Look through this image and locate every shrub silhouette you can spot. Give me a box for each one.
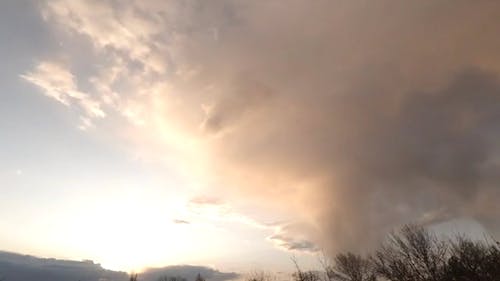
[246,271,276,281]
[158,276,187,281]
[443,236,500,280]
[291,256,321,281]
[195,273,205,281]
[326,252,376,281]
[308,224,500,281]
[372,224,448,281]
[128,228,499,281]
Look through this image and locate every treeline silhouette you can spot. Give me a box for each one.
[130,272,206,281]
[126,225,499,281]
[290,224,500,281]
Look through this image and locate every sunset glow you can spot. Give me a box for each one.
[1,1,500,280]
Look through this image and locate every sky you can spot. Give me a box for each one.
[1,0,500,275]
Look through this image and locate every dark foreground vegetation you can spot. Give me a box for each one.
[129,273,206,281]
[128,225,499,281]
[2,224,493,281]
[290,225,500,281]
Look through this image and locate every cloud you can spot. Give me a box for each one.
[28,0,500,257]
[173,219,190,225]
[200,78,273,134]
[268,234,319,253]
[189,197,224,207]
[42,0,163,73]
[0,251,239,281]
[21,61,105,128]
[267,222,321,254]
[187,197,320,254]
[0,251,127,281]
[186,197,274,231]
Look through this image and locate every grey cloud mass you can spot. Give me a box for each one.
[269,234,319,253]
[185,0,500,254]
[25,0,500,257]
[0,251,127,281]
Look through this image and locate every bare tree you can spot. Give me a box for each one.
[158,276,187,281]
[195,273,206,281]
[324,252,376,281]
[443,236,500,281]
[315,224,499,281]
[246,271,276,281]
[372,224,448,281]
[291,256,321,281]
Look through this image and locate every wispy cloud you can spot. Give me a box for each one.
[21,61,105,129]
[268,234,319,253]
[187,197,271,230]
[186,197,318,254]
[43,0,168,74]
[173,219,190,225]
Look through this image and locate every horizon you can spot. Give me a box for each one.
[0,216,490,273]
[1,0,499,277]
[0,250,234,274]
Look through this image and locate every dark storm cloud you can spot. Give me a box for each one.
[201,78,273,134]
[313,69,500,252]
[35,0,500,257]
[190,0,500,254]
